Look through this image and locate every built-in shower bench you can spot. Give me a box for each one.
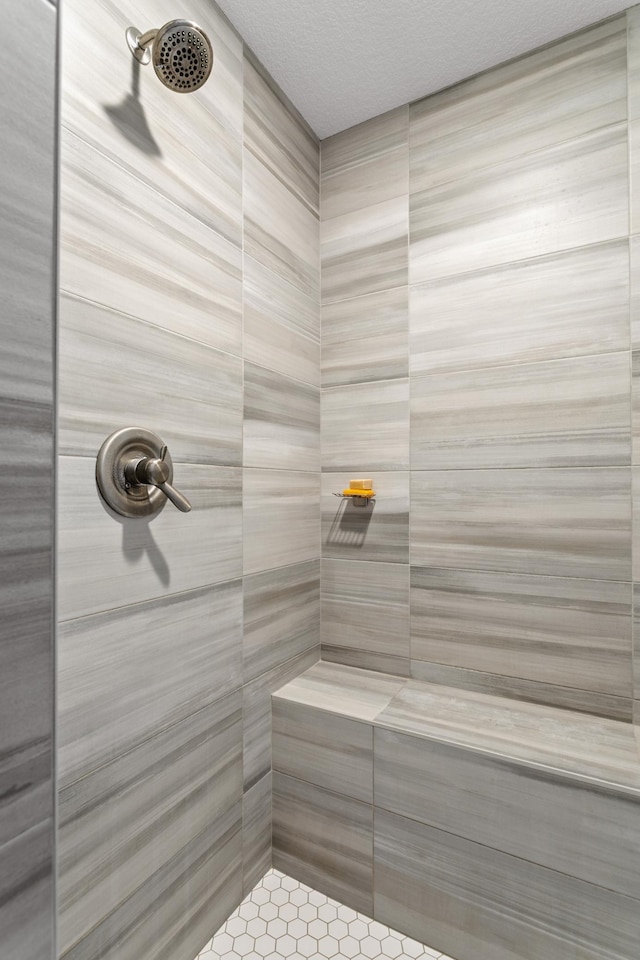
[271,661,640,960]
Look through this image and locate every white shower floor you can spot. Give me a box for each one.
[196,869,456,960]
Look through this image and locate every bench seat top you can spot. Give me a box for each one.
[273,661,640,795]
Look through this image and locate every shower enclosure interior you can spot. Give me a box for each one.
[2,0,640,959]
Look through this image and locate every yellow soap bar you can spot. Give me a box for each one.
[350,479,373,490]
[343,488,375,498]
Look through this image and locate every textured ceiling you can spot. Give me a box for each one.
[214,0,632,138]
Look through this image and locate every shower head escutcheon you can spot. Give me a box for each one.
[125,20,213,92]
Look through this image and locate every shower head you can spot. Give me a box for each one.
[126,20,213,93]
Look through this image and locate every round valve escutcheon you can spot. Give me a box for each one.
[96,427,192,519]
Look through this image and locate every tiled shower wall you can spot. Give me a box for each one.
[320,11,640,723]
[57,2,319,959]
[0,2,57,959]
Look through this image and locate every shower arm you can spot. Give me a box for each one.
[126,27,158,64]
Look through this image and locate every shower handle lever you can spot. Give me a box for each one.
[124,445,192,513]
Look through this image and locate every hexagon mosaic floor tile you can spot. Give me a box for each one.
[196,869,457,960]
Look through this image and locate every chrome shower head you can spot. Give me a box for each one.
[126,20,213,93]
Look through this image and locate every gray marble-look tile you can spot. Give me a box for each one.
[633,583,640,704]
[244,256,320,386]
[273,773,373,915]
[273,661,403,724]
[376,681,640,791]
[0,822,54,960]
[243,560,320,684]
[321,646,411,679]
[61,0,243,247]
[629,4,640,122]
[410,660,633,722]
[321,197,408,304]
[411,567,632,700]
[374,727,640,898]
[410,239,630,377]
[322,380,409,472]
[321,558,410,662]
[322,286,408,387]
[242,773,272,896]
[58,694,242,957]
[0,0,56,408]
[58,457,242,620]
[244,50,319,214]
[60,129,243,357]
[631,467,640,580]
[410,17,626,194]
[244,150,319,300]
[244,364,320,471]
[411,352,630,469]
[411,468,631,581]
[0,4,55,957]
[374,809,640,960]
[410,124,628,285]
[60,802,242,960]
[0,399,54,845]
[630,237,640,465]
[321,106,408,220]
[629,123,640,235]
[58,581,242,784]
[273,699,373,802]
[243,648,320,790]
[59,294,243,464]
[243,469,320,575]
[322,472,409,563]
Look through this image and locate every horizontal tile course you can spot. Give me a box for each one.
[59,294,243,465]
[244,150,319,301]
[243,469,320,575]
[244,364,320,471]
[410,17,627,193]
[411,352,631,469]
[410,240,630,377]
[322,286,408,387]
[244,52,319,215]
[411,467,631,581]
[322,380,409,473]
[321,106,408,220]
[410,124,629,285]
[273,699,373,802]
[60,129,243,357]
[322,197,408,304]
[322,558,410,661]
[410,566,632,698]
[62,0,244,245]
[243,560,320,684]
[244,255,320,386]
[322,472,409,564]
[374,726,640,897]
[243,648,320,791]
[374,809,640,960]
[273,773,373,915]
[58,581,243,783]
[58,458,242,620]
[241,773,272,896]
[58,695,242,955]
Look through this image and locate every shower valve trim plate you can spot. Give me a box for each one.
[96,427,192,519]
